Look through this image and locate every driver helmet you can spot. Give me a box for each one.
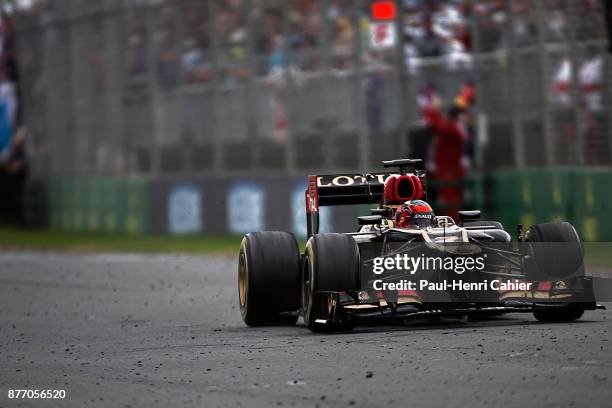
[395,200,434,229]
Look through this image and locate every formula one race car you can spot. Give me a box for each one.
[238,159,604,332]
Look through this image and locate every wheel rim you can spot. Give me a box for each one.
[238,252,247,308]
[302,253,313,318]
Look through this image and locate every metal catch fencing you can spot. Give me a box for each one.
[13,0,612,178]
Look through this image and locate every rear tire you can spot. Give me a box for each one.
[239,232,301,326]
[302,234,359,333]
[533,305,584,322]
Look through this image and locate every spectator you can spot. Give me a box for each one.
[445,34,472,70]
[181,37,213,83]
[0,127,27,225]
[157,28,180,87]
[409,83,442,170]
[420,101,469,222]
[0,12,18,83]
[0,65,16,157]
[365,63,384,137]
[579,55,603,163]
[544,0,566,41]
[552,56,602,111]
[508,0,534,47]
[268,34,286,77]
[332,16,354,70]
[580,56,603,113]
[473,0,506,52]
[454,81,477,168]
[415,14,446,58]
[403,8,422,51]
[127,25,147,76]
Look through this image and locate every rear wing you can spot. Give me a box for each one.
[305,159,427,237]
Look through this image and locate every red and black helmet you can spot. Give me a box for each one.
[395,200,434,229]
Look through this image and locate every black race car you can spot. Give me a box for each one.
[238,159,604,332]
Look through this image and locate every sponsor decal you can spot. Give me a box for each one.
[168,184,202,235]
[316,173,395,188]
[369,22,397,50]
[228,183,265,234]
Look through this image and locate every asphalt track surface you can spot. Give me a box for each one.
[1,251,611,408]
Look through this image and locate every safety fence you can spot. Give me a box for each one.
[13,0,612,178]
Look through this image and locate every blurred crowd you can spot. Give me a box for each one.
[0,10,27,225]
[120,0,607,84]
[8,0,611,178]
[13,0,606,85]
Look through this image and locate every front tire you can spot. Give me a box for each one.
[239,232,301,326]
[533,305,585,322]
[525,222,584,281]
[302,234,359,333]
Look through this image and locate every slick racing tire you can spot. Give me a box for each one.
[525,222,584,281]
[302,234,359,333]
[239,232,301,326]
[533,305,585,322]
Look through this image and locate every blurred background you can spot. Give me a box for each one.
[0,0,611,245]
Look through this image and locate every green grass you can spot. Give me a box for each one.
[0,228,245,255]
